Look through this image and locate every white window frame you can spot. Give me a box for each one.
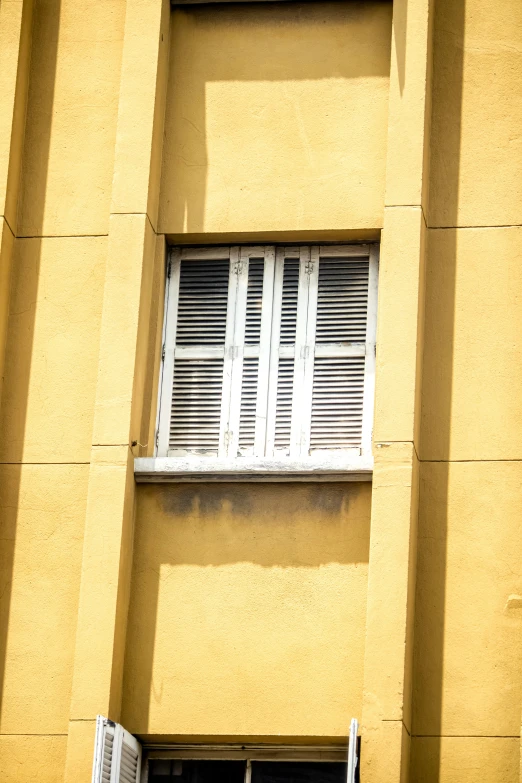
[146,744,348,763]
[137,244,378,483]
[145,731,359,783]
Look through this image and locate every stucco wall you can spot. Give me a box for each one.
[122,482,371,739]
[0,0,126,779]
[412,0,522,779]
[0,0,521,781]
[123,0,389,743]
[159,1,392,239]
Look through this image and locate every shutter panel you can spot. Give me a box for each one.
[289,246,316,457]
[166,252,231,457]
[92,717,142,783]
[274,356,294,452]
[92,716,115,783]
[310,356,365,449]
[116,731,141,783]
[314,257,370,343]
[101,727,114,783]
[238,257,265,455]
[175,257,229,345]
[237,248,275,457]
[279,257,299,346]
[266,250,301,457]
[170,358,224,454]
[238,356,259,454]
[308,248,371,455]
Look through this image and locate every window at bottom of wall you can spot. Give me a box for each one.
[148,760,350,783]
[153,243,378,473]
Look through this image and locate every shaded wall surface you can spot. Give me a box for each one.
[411,0,522,780]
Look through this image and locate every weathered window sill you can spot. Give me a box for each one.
[134,456,373,483]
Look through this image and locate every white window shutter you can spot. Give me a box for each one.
[157,243,378,463]
[308,246,373,456]
[266,248,301,457]
[236,246,275,458]
[92,716,142,783]
[156,247,233,458]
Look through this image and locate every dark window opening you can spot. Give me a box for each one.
[149,760,350,783]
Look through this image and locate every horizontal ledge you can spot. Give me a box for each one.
[134,456,373,483]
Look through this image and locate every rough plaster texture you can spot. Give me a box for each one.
[17,0,126,237]
[0,236,106,463]
[428,0,522,228]
[421,226,522,461]
[0,735,68,783]
[0,464,88,734]
[159,2,391,236]
[122,483,371,738]
[410,0,522,780]
[412,462,522,738]
[410,737,520,783]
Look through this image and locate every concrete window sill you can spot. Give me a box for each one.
[134,456,373,483]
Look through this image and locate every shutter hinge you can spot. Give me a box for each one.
[161,344,166,362]
[167,259,172,279]
[155,430,159,449]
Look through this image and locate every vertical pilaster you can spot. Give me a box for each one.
[63,1,170,780]
[361,0,434,780]
[0,0,33,398]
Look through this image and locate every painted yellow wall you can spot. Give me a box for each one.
[159,2,392,238]
[0,0,125,780]
[0,0,521,781]
[122,483,371,739]
[412,0,522,779]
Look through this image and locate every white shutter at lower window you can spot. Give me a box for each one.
[92,716,142,783]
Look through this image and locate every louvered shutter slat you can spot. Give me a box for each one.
[238,357,259,455]
[274,357,294,452]
[93,717,141,783]
[237,257,266,454]
[310,357,365,450]
[315,258,369,344]
[175,259,229,345]
[279,259,299,345]
[244,258,264,345]
[269,256,301,455]
[168,256,230,456]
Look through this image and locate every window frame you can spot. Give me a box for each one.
[140,243,378,483]
[145,742,358,783]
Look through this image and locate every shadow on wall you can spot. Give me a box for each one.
[411,0,465,780]
[121,482,371,738]
[160,0,392,236]
[0,0,61,727]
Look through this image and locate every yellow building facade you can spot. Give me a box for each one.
[0,0,521,781]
